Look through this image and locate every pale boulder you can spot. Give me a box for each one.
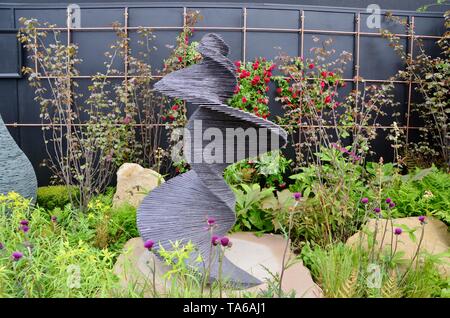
[113,233,323,298]
[347,216,450,276]
[113,163,164,208]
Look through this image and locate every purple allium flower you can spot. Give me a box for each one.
[394,228,402,235]
[12,251,23,261]
[361,197,369,204]
[51,216,57,223]
[220,237,230,247]
[385,198,392,204]
[373,207,381,213]
[293,192,302,201]
[144,239,154,250]
[211,235,220,246]
[207,217,216,226]
[389,202,396,208]
[20,219,29,226]
[419,216,426,224]
[0,242,4,250]
[21,225,29,233]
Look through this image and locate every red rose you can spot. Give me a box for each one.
[288,87,293,92]
[309,63,315,69]
[320,81,325,88]
[269,64,276,71]
[242,97,247,103]
[234,86,240,94]
[265,86,269,92]
[171,105,179,111]
[234,61,241,68]
[276,87,282,94]
[169,114,175,120]
[292,93,297,99]
[253,107,259,112]
[262,114,268,119]
[321,71,327,77]
[328,71,334,77]
[252,62,259,70]
[333,102,340,109]
[264,77,270,83]
[177,56,183,63]
[324,96,331,104]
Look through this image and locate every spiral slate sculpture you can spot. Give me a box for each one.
[137,33,287,287]
[0,114,37,200]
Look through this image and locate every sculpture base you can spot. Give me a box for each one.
[113,233,322,298]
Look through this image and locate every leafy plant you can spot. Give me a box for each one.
[36,185,80,211]
[232,183,275,232]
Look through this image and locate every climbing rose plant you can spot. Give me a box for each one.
[229,58,276,119]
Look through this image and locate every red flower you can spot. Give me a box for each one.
[321,71,327,77]
[320,81,325,88]
[292,92,297,99]
[234,61,241,68]
[333,102,340,109]
[253,107,259,112]
[324,96,331,104]
[234,86,240,94]
[171,105,179,111]
[309,63,315,69]
[242,97,247,103]
[252,61,259,70]
[169,114,175,120]
[177,56,183,63]
[269,64,276,71]
[251,75,260,85]
[263,98,269,105]
[262,114,268,119]
[341,82,347,87]
[265,86,269,92]
[161,115,166,121]
[276,87,282,94]
[264,77,270,83]
[328,71,334,77]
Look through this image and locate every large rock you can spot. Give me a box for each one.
[113,233,323,298]
[113,163,164,208]
[347,216,450,276]
[0,114,37,201]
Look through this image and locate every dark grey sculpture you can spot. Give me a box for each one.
[137,33,287,287]
[0,114,37,200]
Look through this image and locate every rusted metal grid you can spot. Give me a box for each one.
[7,5,443,144]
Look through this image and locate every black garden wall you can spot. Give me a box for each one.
[0,2,445,185]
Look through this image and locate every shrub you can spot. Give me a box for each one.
[36,185,79,211]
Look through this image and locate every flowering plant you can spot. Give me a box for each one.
[228,58,275,118]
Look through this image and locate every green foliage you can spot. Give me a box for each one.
[232,183,275,232]
[385,166,450,225]
[224,150,292,189]
[37,185,80,211]
[0,192,123,297]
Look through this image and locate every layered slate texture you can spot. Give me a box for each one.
[137,33,287,287]
[0,114,37,200]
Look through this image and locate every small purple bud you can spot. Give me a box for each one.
[373,207,381,213]
[21,225,29,233]
[220,237,230,247]
[361,197,369,204]
[51,216,57,223]
[293,192,302,201]
[389,202,396,208]
[20,220,29,226]
[418,216,426,223]
[12,251,23,261]
[385,198,392,204]
[144,239,154,250]
[211,235,220,246]
[394,228,402,235]
[207,217,216,226]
